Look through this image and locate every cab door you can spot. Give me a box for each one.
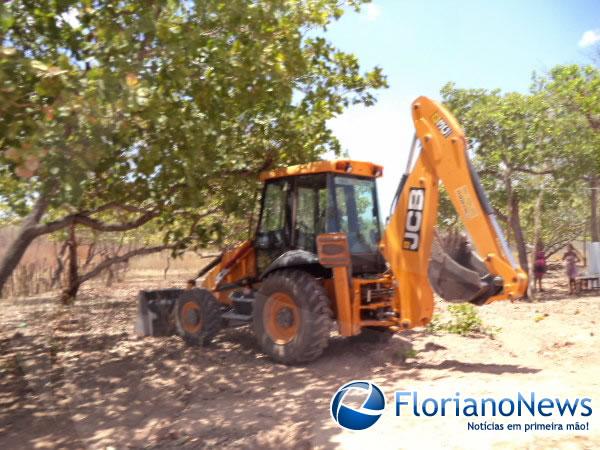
[255,179,292,273]
[292,174,329,253]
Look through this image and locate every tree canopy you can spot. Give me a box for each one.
[440,64,600,276]
[0,0,387,296]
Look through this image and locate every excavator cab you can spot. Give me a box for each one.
[137,96,528,365]
[254,169,386,276]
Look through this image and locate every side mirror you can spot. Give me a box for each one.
[255,233,271,250]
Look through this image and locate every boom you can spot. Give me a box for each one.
[381,96,527,329]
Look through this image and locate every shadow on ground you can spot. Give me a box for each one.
[0,285,542,450]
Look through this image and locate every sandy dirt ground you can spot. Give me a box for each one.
[0,268,598,450]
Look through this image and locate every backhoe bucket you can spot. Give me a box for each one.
[428,231,500,305]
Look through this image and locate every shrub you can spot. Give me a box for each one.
[427,304,498,337]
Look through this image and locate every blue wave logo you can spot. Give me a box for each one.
[330,380,386,430]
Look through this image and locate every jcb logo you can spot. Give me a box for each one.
[403,188,425,251]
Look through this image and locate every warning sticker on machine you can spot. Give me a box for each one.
[455,185,479,219]
[432,112,453,138]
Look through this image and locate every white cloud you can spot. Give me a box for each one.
[362,3,381,22]
[328,98,413,211]
[578,29,600,48]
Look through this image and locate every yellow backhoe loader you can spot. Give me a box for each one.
[136,96,528,364]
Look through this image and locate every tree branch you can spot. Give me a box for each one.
[585,113,600,131]
[73,210,159,232]
[31,209,160,235]
[478,168,501,178]
[512,166,554,176]
[78,244,174,285]
[86,202,153,215]
[493,207,508,223]
[220,155,276,177]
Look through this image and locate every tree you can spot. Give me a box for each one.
[541,65,600,242]
[440,70,595,279]
[441,86,554,274]
[0,0,387,298]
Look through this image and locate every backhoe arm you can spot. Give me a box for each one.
[381,96,528,329]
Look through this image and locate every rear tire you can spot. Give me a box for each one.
[175,288,221,346]
[253,270,333,364]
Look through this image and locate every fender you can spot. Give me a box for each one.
[260,249,322,280]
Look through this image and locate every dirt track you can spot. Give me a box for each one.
[1,269,599,449]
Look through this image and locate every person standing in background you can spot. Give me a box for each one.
[562,244,581,295]
[533,240,547,292]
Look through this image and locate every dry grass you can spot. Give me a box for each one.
[0,228,64,298]
[1,261,56,298]
[0,227,64,266]
[0,227,217,299]
[128,250,216,272]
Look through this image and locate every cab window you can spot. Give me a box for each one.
[293,175,328,252]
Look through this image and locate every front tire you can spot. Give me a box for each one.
[253,270,333,364]
[175,288,221,346]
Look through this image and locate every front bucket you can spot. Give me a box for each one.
[135,289,182,336]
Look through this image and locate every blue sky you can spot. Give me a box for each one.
[325,0,600,208]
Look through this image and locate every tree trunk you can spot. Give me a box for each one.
[105,268,114,287]
[591,176,599,242]
[503,170,514,248]
[503,171,528,270]
[50,241,68,288]
[0,196,48,294]
[510,194,529,275]
[61,224,80,304]
[530,183,545,292]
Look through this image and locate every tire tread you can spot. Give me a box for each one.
[254,270,333,364]
[175,288,221,346]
